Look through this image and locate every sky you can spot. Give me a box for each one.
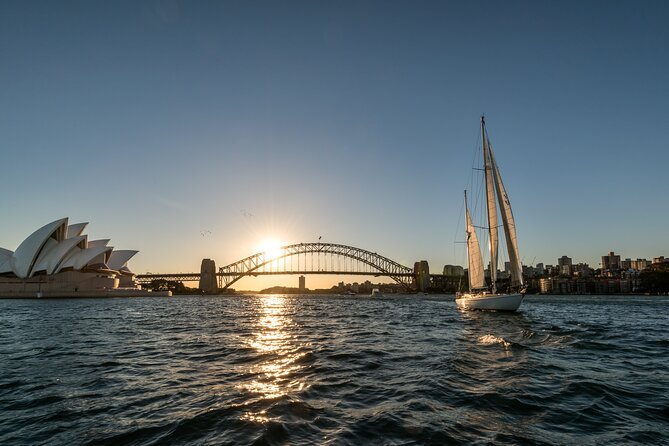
[1,0,668,290]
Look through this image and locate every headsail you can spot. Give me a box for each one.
[482,117,498,292]
[489,144,524,287]
[465,191,485,290]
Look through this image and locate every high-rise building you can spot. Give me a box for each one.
[574,263,592,277]
[558,256,572,275]
[298,275,306,292]
[443,265,464,276]
[602,251,621,272]
[504,261,512,274]
[557,256,572,267]
[631,259,649,271]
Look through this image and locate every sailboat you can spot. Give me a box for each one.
[456,116,526,311]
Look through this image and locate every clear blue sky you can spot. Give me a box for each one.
[1,1,667,289]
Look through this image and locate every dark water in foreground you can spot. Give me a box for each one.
[0,295,667,445]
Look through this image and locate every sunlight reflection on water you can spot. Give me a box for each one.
[239,295,307,423]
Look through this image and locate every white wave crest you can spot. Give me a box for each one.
[478,334,511,349]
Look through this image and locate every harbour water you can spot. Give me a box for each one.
[0,295,667,445]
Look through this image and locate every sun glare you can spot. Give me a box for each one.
[257,238,285,261]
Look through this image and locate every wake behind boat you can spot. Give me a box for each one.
[456,116,526,312]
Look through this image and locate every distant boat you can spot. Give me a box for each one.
[371,288,383,297]
[456,116,526,312]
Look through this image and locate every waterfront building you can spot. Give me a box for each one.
[631,259,650,271]
[558,256,572,267]
[298,275,306,292]
[523,265,541,278]
[539,277,552,293]
[551,278,574,294]
[546,265,560,276]
[0,217,154,297]
[573,263,592,277]
[442,265,464,277]
[602,251,621,273]
[558,256,573,275]
[575,279,589,294]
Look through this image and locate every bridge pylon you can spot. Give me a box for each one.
[199,258,218,294]
[413,260,430,292]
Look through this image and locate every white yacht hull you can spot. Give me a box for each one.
[455,292,524,311]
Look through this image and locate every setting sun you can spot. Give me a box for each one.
[256,238,286,262]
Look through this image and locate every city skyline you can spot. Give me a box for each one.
[1,1,668,290]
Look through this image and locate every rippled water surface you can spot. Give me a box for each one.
[1,294,667,445]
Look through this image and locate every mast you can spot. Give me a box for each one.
[481,116,498,293]
[465,190,485,290]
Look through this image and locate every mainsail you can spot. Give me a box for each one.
[465,192,485,290]
[489,145,524,286]
[482,118,498,292]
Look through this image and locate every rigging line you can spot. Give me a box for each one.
[474,224,504,229]
[452,178,466,271]
[453,190,465,242]
[473,225,495,230]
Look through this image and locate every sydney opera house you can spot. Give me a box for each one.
[0,218,165,298]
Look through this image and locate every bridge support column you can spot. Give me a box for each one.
[199,259,218,294]
[414,260,430,292]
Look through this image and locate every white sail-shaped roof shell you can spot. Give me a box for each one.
[88,239,110,248]
[66,222,88,239]
[87,251,112,269]
[108,250,139,271]
[0,248,13,274]
[10,218,68,279]
[29,237,60,277]
[31,236,87,276]
[57,246,113,272]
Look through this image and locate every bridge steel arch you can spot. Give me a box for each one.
[218,242,415,290]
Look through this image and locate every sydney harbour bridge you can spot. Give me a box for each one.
[136,242,440,292]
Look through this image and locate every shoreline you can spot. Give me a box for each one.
[0,289,172,299]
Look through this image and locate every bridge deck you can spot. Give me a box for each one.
[135,271,417,283]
